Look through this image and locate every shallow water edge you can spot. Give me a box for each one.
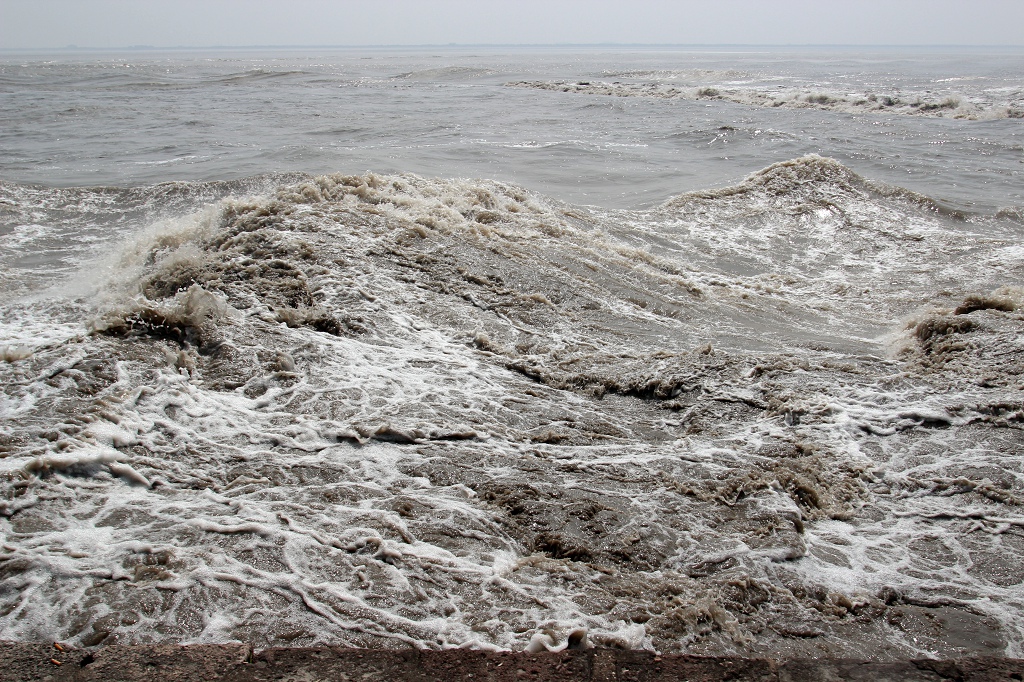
[5,641,1024,681]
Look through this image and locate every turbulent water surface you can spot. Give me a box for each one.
[1,47,1023,659]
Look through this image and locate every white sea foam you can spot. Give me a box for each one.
[1,156,1021,657]
[507,80,1024,120]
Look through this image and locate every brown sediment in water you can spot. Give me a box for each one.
[5,642,1024,681]
[3,165,1023,656]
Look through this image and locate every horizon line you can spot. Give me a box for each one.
[2,42,1024,52]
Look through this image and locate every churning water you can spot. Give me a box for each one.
[1,46,1023,659]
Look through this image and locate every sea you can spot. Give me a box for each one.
[1,45,1023,659]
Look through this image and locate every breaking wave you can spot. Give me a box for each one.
[1,157,1023,658]
[507,80,1024,120]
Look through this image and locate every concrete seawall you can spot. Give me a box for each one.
[4,642,1024,681]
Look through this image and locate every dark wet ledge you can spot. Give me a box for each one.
[4,642,1024,681]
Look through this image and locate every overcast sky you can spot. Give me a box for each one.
[2,0,1023,49]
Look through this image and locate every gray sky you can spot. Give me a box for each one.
[2,0,1023,49]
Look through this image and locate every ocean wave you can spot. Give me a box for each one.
[600,69,751,82]
[507,80,1024,120]
[391,66,498,81]
[1,160,1022,656]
